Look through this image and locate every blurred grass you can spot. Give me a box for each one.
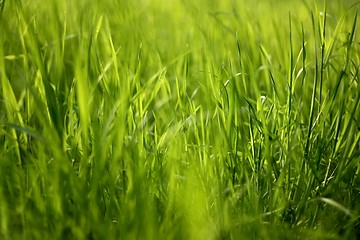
[0,0,360,239]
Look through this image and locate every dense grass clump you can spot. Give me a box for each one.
[0,0,360,239]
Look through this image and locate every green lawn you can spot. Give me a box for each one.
[0,0,360,239]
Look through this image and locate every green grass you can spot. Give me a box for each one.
[1,0,360,239]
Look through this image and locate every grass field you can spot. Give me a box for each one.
[1,0,360,239]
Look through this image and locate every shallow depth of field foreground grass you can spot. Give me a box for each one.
[1,0,360,239]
